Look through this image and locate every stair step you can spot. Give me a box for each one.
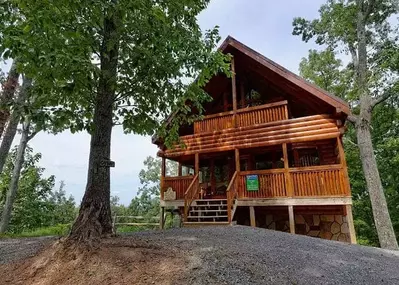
[191,205,227,209]
[193,200,227,204]
[193,199,227,202]
[190,209,227,213]
[183,221,230,227]
[188,215,228,219]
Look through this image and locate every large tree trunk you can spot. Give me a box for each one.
[356,120,398,249]
[68,6,120,243]
[0,77,31,175]
[355,2,398,250]
[0,119,30,233]
[0,60,20,138]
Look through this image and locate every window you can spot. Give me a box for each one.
[297,148,320,167]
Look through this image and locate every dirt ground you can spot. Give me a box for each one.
[0,236,189,285]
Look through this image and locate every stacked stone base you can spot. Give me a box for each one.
[263,213,350,242]
[294,214,350,242]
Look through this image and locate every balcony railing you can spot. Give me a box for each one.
[237,165,350,199]
[162,176,194,200]
[194,100,288,134]
[161,165,350,201]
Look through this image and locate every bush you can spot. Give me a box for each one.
[0,224,71,238]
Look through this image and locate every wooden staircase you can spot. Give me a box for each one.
[183,199,231,227]
[183,171,239,227]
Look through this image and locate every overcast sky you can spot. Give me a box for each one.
[1,0,325,205]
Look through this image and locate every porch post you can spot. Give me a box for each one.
[345,204,357,244]
[161,157,166,200]
[235,148,240,173]
[288,205,295,234]
[195,153,199,175]
[249,206,256,227]
[231,57,237,127]
[159,207,165,230]
[178,162,182,176]
[231,57,237,112]
[282,143,293,197]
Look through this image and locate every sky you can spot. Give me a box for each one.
[1,0,326,205]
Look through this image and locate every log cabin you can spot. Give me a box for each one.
[153,36,356,244]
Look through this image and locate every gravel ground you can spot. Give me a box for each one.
[0,236,55,265]
[127,226,399,285]
[1,227,399,284]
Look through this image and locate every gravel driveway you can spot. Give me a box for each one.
[1,226,399,284]
[0,236,55,265]
[128,226,399,285]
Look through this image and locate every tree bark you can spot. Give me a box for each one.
[0,77,31,175]
[0,119,30,233]
[68,5,120,243]
[354,2,398,250]
[0,60,20,138]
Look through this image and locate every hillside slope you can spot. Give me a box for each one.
[1,226,398,284]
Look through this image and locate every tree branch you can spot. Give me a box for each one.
[371,90,397,109]
[27,131,39,141]
[347,114,358,125]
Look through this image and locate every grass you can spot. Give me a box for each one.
[0,224,71,238]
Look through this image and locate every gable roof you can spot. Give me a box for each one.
[219,36,350,115]
[153,36,351,145]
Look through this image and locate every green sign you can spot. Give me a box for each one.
[246,175,259,191]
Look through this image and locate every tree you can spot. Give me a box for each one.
[0,76,32,175]
[0,59,19,137]
[127,156,178,228]
[0,146,56,233]
[49,181,77,225]
[293,0,399,249]
[0,0,230,243]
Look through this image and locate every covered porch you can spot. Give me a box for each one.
[160,137,351,202]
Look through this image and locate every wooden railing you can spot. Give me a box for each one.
[238,169,287,198]
[183,174,200,222]
[236,102,287,128]
[290,165,349,197]
[162,176,194,200]
[237,165,349,199]
[163,114,340,157]
[162,165,350,202]
[226,171,238,223]
[194,113,234,133]
[194,100,288,134]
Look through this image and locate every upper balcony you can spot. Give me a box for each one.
[159,99,342,159]
[194,100,288,134]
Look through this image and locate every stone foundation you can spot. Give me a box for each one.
[264,214,290,233]
[262,213,350,242]
[295,214,350,242]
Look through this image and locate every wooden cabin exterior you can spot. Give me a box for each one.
[154,36,356,244]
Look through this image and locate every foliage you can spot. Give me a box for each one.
[0,224,71,238]
[298,38,399,247]
[293,0,399,105]
[0,0,231,140]
[111,156,178,233]
[0,146,76,234]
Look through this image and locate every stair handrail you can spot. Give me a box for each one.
[226,171,238,223]
[184,173,200,222]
